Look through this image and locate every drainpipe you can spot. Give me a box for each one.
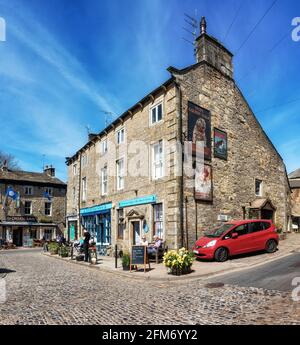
[175,81,184,249]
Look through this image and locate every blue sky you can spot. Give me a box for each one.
[0,0,300,181]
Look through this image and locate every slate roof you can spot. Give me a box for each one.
[290,179,300,189]
[0,169,66,187]
[289,169,300,179]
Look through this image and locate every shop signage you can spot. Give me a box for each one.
[6,216,37,223]
[214,128,228,160]
[119,195,156,208]
[80,202,112,216]
[130,245,150,273]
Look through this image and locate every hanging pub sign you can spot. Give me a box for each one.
[214,128,228,160]
[195,163,213,201]
[187,101,211,160]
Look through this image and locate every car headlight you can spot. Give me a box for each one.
[203,240,217,248]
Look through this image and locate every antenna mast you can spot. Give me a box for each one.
[99,110,115,127]
[182,10,199,61]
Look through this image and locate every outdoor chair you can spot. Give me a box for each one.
[148,241,168,264]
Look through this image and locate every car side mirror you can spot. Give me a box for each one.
[232,232,239,239]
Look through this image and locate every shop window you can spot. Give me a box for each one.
[24,201,32,215]
[30,229,37,239]
[150,102,163,125]
[153,203,163,238]
[45,202,52,216]
[117,209,125,239]
[44,229,52,241]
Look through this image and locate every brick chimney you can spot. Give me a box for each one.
[44,165,55,177]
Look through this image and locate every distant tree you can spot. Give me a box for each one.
[0,151,21,171]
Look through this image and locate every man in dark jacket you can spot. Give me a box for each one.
[83,229,91,262]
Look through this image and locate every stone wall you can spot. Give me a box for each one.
[66,84,182,250]
[291,186,300,217]
[0,183,66,234]
[175,62,291,248]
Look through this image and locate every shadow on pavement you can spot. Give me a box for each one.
[0,268,16,274]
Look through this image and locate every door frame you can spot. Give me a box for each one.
[131,220,141,246]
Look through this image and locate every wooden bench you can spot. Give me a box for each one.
[147,241,168,264]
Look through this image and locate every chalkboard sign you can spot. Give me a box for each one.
[130,245,150,273]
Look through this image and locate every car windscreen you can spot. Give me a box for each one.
[204,224,234,238]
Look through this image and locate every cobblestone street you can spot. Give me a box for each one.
[0,250,299,325]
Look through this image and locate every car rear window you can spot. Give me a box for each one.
[249,221,271,233]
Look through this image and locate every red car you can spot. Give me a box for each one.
[192,220,279,262]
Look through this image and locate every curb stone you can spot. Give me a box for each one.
[42,246,300,284]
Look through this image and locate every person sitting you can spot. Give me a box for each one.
[139,235,148,246]
[147,235,162,256]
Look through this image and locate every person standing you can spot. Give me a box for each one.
[83,229,91,262]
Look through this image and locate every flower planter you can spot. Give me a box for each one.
[170,266,192,276]
[122,265,130,271]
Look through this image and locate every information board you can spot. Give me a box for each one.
[130,245,150,273]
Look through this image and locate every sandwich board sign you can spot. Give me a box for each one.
[130,245,150,273]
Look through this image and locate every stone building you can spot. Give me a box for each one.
[289,169,300,231]
[66,18,291,252]
[0,165,67,246]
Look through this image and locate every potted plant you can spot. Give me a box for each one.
[275,223,286,240]
[163,248,195,276]
[48,242,59,255]
[60,245,69,258]
[122,252,131,270]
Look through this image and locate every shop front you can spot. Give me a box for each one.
[118,195,163,248]
[80,202,112,253]
[0,216,57,247]
[66,215,78,241]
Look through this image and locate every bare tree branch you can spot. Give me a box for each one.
[0,151,21,171]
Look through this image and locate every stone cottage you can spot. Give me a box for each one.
[0,165,66,246]
[66,18,291,252]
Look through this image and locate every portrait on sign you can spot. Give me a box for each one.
[187,101,211,160]
[195,163,213,201]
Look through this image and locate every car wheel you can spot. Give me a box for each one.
[214,247,229,262]
[265,239,277,253]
